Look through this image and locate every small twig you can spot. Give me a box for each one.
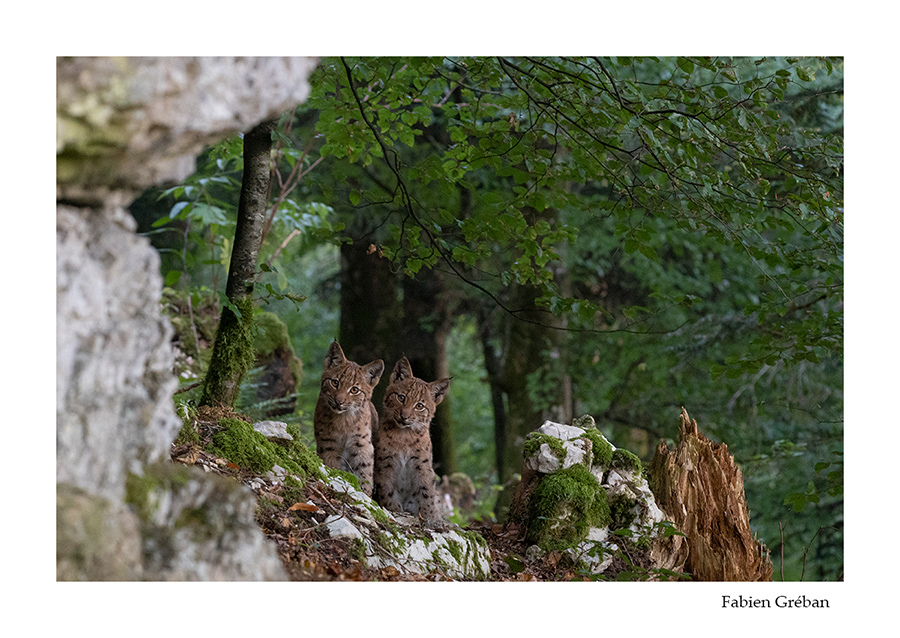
[800,526,826,582]
[174,381,203,395]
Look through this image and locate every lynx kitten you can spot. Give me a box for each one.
[374,357,450,523]
[313,341,384,496]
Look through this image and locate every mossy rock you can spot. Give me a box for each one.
[611,448,643,478]
[580,428,614,468]
[609,493,641,530]
[523,432,568,463]
[526,464,611,551]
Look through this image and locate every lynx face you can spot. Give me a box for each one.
[374,357,450,524]
[313,341,384,496]
[318,346,383,415]
[381,362,450,431]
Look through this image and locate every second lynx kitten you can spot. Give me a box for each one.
[313,341,384,496]
[374,357,450,523]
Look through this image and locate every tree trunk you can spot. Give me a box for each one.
[401,269,455,475]
[338,240,402,407]
[201,121,274,407]
[478,311,508,483]
[648,407,774,581]
[500,284,572,478]
[490,282,571,520]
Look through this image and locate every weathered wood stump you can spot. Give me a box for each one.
[648,407,773,581]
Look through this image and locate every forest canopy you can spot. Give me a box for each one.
[135,56,843,580]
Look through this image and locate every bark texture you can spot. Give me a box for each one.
[201,121,274,407]
[648,407,773,581]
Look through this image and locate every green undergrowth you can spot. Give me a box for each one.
[206,417,325,482]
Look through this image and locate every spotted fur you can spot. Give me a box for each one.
[374,357,450,523]
[313,341,384,496]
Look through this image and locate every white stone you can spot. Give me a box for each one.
[326,475,372,504]
[264,464,287,482]
[537,420,586,440]
[253,420,293,442]
[523,421,597,474]
[325,515,363,540]
[362,527,491,579]
[525,438,592,474]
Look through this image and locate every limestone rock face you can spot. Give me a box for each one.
[56,483,144,581]
[130,463,287,581]
[57,56,319,203]
[57,204,181,503]
[56,56,317,581]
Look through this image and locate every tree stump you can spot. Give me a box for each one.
[648,407,773,581]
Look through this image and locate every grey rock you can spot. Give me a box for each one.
[56,57,317,581]
[133,463,287,581]
[253,420,294,444]
[56,483,143,581]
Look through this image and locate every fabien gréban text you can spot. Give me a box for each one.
[722,595,830,609]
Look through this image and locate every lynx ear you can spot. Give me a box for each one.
[363,359,385,386]
[390,357,413,383]
[430,378,451,406]
[324,341,346,369]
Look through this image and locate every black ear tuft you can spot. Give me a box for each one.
[390,356,413,383]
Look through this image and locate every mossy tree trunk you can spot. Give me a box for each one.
[201,121,275,407]
[648,407,774,581]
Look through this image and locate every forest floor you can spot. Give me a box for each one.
[169,407,610,582]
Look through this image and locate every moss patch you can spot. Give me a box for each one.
[125,462,194,521]
[201,295,256,407]
[325,467,363,492]
[207,417,325,480]
[253,310,303,386]
[523,432,568,463]
[526,464,611,551]
[611,449,643,478]
[609,493,640,530]
[580,429,613,468]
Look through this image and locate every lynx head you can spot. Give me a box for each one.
[319,341,384,414]
[382,357,451,430]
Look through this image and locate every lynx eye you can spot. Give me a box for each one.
[415,402,426,411]
[396,393,406,403]
[329,379,339,388]
[349,386,360,394]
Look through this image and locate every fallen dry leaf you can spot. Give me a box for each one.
[174,448,199,465]
[289,502,319,512]
[516,572,535,581]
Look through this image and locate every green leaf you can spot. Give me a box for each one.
[164,270,182,287]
